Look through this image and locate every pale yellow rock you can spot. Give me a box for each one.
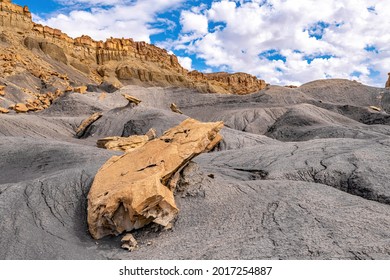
[121,233,138,251]
[0,107,10,114]
[97,135,149,152]
[98,92,106,101]
[122,93,141,105]
[74,86,87,94]
[170,103,183,114]
[87,118,224,239]
[97,128,157,152]
[75,112,102,137]
[14,103,29,113]
[369,106,381,112]
[65,86,73,92]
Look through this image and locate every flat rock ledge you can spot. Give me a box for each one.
[87,118,224,239]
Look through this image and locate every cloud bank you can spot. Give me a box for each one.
[40,0,390,87]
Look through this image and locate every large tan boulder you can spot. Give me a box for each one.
[87,118,224,239]
[75,112,102,138]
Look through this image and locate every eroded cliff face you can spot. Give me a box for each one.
[0,0,32,30]
[0,0,267,106]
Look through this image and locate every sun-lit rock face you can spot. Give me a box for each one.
[0,0,266,98]
[0,0,32,30]
[87,118,224,239]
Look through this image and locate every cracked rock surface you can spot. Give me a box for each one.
[1,79,390,259]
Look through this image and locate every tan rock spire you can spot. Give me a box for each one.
[386,73,390,88]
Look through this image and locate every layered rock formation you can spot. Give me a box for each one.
[386,73,390,88]
[97,128,156,152]
[0,0,32,30]
[189,71,267,95]
[87,118,224,239]
[0,0,266,105]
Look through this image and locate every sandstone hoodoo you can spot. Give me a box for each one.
[87,118,224,240]
[386,73,390,88]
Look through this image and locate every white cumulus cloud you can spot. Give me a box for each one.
[169,0,390,87]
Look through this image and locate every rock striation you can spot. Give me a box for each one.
[87,118,224,239]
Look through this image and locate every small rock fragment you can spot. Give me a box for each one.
[170,103,183,114]
[0,107,10,114]
[121,233,138,251]
[145,128,157,140]
[74,86,87,94]
[14,103,29,113]
[65,86,73,92]
[122,93,141,105]
[369,106,381,112]
[75,112,102,138]
[87,118,224,239]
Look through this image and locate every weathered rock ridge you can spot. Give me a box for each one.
[0,0,266,99]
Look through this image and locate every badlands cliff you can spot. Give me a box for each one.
[0,0,266,114]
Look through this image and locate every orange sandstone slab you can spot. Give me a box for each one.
[87,118,224,239]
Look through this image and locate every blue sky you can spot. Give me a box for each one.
[13,0,390,87]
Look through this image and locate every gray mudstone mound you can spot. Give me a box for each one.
[1,79,390,259]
